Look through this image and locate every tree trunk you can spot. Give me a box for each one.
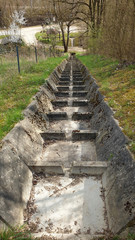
[60,23,67,52]
[64,45,68,52]
[66,24,70,52]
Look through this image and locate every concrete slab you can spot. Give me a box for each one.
[73,81,84,85]
[57,86,70,91]
[71,161,108,176]
[55,91,69,97]
[52,100,68,107]
[54,106,89,114]
[73,100,89,106]
[73,91,88,97]
[72,112,92,120]
[59,81,70,85]
[29,161,64,175]
[47,112,68,121]
[41,131,66,141]
[41,141,97,167]
[73,86,86,91]
[28,176,108,239]
[49,119,91,134]
[72,130,98,141]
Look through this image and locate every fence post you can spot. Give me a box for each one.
[49,47,51,57]
[35,47,38,63]
[16,46,20,74]
[44,47,46,58]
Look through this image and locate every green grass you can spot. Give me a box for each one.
[0,35,9,39]
[77,54,135,156]
[0,225,34,240]
[0,55,66,141]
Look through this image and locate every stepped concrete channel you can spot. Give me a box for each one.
[0,55,135,239]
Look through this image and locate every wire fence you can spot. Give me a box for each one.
[0,44,64,74]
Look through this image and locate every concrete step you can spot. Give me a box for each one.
[72,130,97,141]
[47,112,68,121]
[55,91,69,97]
[73,86,85,91]
[73,74,82,77]
[28,161,107,176]
[73,91,88,97]
[61,76,70,79]
[57,86,69,91]
[60,77,70,81]
[73,81,84,85]
[73,100,89,106]
[72,112,92,120]
[41,131,66,140]
[59,81,70,86]
[41,131,97,141]
[28,161,64,175]
[73,73,82,76]
[71,161,108,176]
[73,77,83,81]
[52,100,68,107]
[61,71,70,76]
[62,72,70,75]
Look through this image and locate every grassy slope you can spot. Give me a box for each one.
[0,56,66,141]
[77,54,135,156]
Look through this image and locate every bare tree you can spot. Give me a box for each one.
[60,0,106,36]
[99,0,135,61]
[50,0,78,52]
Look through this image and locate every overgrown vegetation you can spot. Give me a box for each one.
[0,55,66,142]
[77,54,135,156]
[35,31,85,48]
[86,0,135,61]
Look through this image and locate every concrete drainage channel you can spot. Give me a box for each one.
[0,55,135,239]
[26,60,108,239]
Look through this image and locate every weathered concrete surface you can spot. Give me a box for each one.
[0,59,68,229]
[0,145,32,229]
[71,161,108,175]
[102,151,135,234]
[0,55,134,237]
[77,57,135,235]
[41,141,97,167]
[29,161,64,175]
[3,119,43,165]
[28,176,108,239]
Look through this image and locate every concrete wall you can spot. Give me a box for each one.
[76,58,135,235]
[0,59,67,229]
